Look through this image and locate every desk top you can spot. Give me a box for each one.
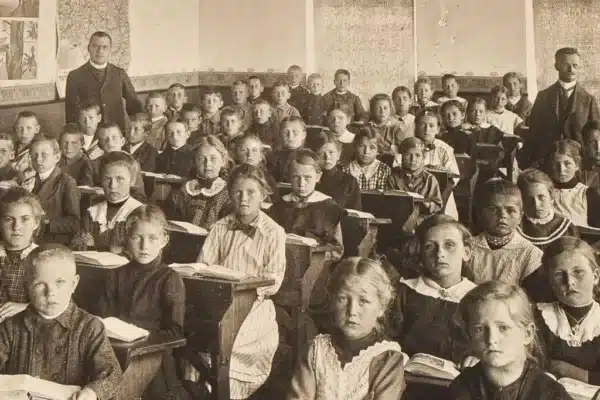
[182,275,274,292]
[405,372,452,387]
[110,332,186,370]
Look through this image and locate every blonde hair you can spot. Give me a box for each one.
[24,243,76,283]
[327,257,395,333]
[0,187,44,228]
[194,135,231,174]
[542,236,600,300]
[227,163,272,196]
[124,204,169,238]
[459,281,543,365]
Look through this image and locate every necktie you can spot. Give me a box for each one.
[359,174,368,190]
[229,221,257,239]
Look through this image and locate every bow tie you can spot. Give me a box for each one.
[229,221,257,239]
[424,143,436,151]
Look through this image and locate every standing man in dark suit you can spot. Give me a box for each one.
[527,47,600,166]
[65,31,142,134]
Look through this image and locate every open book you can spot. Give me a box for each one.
[285,233,319,247]
[167,220,208,236]
[74,251,128,268]
[402,353,460,381]
[0,374,80,400]
[543,376,600,400]
[77,186,104,196]
[101,317,150,342]
[362,189,424,200]
[169,263,248,281]
[142,172,185,183]
[345,209,375,219]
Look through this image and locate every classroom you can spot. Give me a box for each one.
[1,0,600,399]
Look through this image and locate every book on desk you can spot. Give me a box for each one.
[169,263,249,281]
[77,186,104,196]
[402,353,460,382]
[102,317,150,342]
[0,375,80,400]
[546,376,600,400]
[167,220,208,236]
[73,251,129,268]
[142,172,185,184]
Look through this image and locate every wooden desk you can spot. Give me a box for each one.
[427,169,459,207]
[77,186,104,212]
[111,333,186,400]
[454,155,479,225]
[502,134,522,182]
[183,276,274,400]
[576,225,600,246]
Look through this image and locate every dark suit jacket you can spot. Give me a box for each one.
[528,82,600,165]
[59,153,94,186]
[125,141,158,173]
[156,144,194,178]
[65,62,143,133]
[33,167,81,244]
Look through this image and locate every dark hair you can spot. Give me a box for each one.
[398,136,425,154]
[79,101,102,115]
[202,87,222,100]
[353,127,386,154]
[582,120,600,142]
[89,31,112,45]
[334,69,350,80]
[467,97,488,113]
[555,47,580,60]
[287,148,322,175]
[476,178,522,208]
[0,187,44,222]
[391,85,412,99]
[97,121,121,135]
[441,74,458,83]
[0,133,15,150]
[309,129,342,153]
[503,72,523,86]
[15,110,39,125]
[369,93,396,116]
[287,65,302,72]
[491,85,509,96]
[549,139,582,169]
[415,110,442,129]
[272,81,291,91]
[181,104,202,115]
[99,151,137,178]
[517,168,554,193]
[129,113,151,130]
[146,91,166,102]
[441,99,465,114]
[414,77,433,88]
[168,83,186,91]
[280,115,306,131]
[252,99,271,108]
[60,123,84,144]
[227,163,272,196]
[247,75,263,84]
[220,106,242,120]
[166,117,189,131]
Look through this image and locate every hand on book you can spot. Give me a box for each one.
[70,387,97,400]
[0,302,28,321]
[550,359,589,383]
[460,356,480,370]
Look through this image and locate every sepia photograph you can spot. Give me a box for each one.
[2,0,600,399]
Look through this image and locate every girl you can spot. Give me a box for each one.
[97,205,187,400]
[546,139,600,227]
[537,237,600,384]
[391,86,416,138]
[286,257,405,399]
[441,100,474,155]
[0,187,41,321]
[463,98,505,146]
[325,107,355,164]
[198,163,286,399]
[503,72,533,121]
[392,215,476,362]
[366,93,405,154]
[234,134,280,205]
[486,85,524,135]
[409,77,440,116]
[517,168,578,251]
[450,280,572,399]
[342,128,391,191]
[165,135,231,229]
[312,130,361,210]
[467,179,543,285]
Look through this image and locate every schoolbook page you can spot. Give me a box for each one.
[102,317,149,342]
[73,251,129,267]
[405,353,460,379]
[558,378,600,400]
[0,375,80,400]
[169,263,248,281]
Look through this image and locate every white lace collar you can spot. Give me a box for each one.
[400,276,476,303]
[537,302,600,347]
[88,197,143,232]
[347,159,381,181]
[526,211,555,225]
[185,177,226,197]
[472,231,531,250]
[282,190,331,204]
[317,334,401,371]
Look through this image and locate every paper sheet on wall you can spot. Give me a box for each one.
[0,0,57,87]
[55,0,131,98]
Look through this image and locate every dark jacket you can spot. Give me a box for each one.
[65,62,143,134]
[125,141,158,173]
[59,153,94,187]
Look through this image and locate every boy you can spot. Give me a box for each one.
[91,122,147,201]
[12,111,41,175]
[302,73,326,126]
[250,99,279,148]
[580,120,600,188]
[199,88,224,137]
[322,69,368,122]
[392,86,415,138]
[58,123,94,186]
[77,102,104,160]
[388,137,443,226]
[267,116,306,182]
[181,104,203,146]
[409,77,440,115]
[124,113,158,173]
[230,80,253,132]
[29,138,80,245]
[0,134,23,188]
[72,152,145,252]
[436,74,468,109]
[165,83,189,120]
[144,91,169,150]
[271,81,301,125]
[286,65,309,112]
[218,107,245,152]
[0,244,122,399]
[156,119,194,178]
[247,75,265,104]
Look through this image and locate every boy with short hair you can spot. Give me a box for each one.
[181,104,203,146]
[199,88,224,137]
[436,74,468,109]
[250,99,279,148]
[144,91,168,150]
[165,83,189,120]
[267,116,307,182]
[77,102,104,160]
[247,75,265,104]
[0,244,122,399]
[272,81,301,125]
[156,119,194,178]
[322,69,368,122]
[218,107,245,152]
[0,134,23,187]
[124,113,158,173]
[409,77,440,115]
[58,123,94,186]
[12,111,42,175]
[302,73,326,126]
[391,86,416,137]
[91,122,147,201]
[230,80,253,132]
[287,64,309,112]
[29,138,80,245]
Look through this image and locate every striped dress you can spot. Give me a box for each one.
[198,211,286,399]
